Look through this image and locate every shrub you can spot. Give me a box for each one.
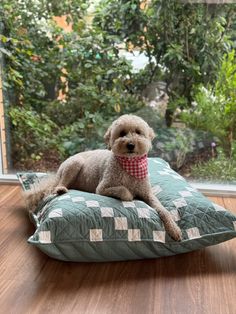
[0,0,144,169]
[8,106,63,165]
[94,0,235,106]
[191,149,236,183]
[181,50,236,157]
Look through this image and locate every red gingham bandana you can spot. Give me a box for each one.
[115,154,148,180]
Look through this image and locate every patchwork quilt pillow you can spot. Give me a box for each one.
[18,158,236,262]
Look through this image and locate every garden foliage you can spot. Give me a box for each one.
[0,0,236,180]
[94,0,235,105]
[0,0,143,167]
[181,50,236,158]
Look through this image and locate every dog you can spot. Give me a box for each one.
[25,114,182,241]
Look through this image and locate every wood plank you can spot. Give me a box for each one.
[0,186,235,314]
[222,197,236,214]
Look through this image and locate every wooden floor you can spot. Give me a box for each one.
[0,185,235,314]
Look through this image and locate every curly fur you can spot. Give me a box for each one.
[24,114,182,241]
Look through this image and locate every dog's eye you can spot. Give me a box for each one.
[135,129,141,135]
[120,131,127,137]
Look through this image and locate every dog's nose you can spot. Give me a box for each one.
[127,143,135,151]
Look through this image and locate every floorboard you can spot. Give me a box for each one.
[0,185,235,314]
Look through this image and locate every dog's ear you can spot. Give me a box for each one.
[149,127,155,140]
[104,126,112,149]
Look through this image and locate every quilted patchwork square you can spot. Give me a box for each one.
[137,207,150,218]
[90,229,103,242]
[128,229,141,241]
[71,196,85,202]
[153,231,166,243]
[114,217,128,230]
[122,201,136,208]
[173,198,188,208]
[179,191,193,197]
[101,207,114,217]
[58,195,71,200]
[38,231,51,244]
[48,208,63,218]
[86,200,100,207]
[186,227,201,239]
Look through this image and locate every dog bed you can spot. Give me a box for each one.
[18,158,236,262]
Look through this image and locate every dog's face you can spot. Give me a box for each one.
[104,115,155,157]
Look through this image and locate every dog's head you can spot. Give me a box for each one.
[104,114,155,157]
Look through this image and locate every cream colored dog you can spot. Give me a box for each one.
[25,114,182,241]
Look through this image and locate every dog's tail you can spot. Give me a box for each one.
[23,174,59,212]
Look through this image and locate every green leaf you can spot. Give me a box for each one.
[84,63,92,68]
[0,47,12,57]
[0,35,10,43]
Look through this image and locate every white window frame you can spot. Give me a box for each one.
[0,139,16,182]
[0,149,236,196]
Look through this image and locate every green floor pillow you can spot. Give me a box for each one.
[18,158,236,262]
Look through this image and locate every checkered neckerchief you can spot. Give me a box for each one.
[115,154,148,180]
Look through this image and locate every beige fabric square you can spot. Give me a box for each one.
[173,198,187,208]
[101,207,114,217]
[71,196,85,202]
[90,229,103,242]
[128,229,141,241]
[39,231,51,244]
[48,208,63,218]
[122,201,136,208]
[186,227,201,239]
[137,207,150,218]
[115,217,128,230]
[179,191,193,197]
[86,200,100,207]
[153,231,166,243]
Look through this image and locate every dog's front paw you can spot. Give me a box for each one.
[53,186,68,195]
[167,223,182,241]
[120,189,134,201]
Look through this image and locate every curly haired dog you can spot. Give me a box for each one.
[25,114,182,241]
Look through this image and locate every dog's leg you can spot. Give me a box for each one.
[142,193,182,241]
[96,184,133,201]
[53,156,84,195]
